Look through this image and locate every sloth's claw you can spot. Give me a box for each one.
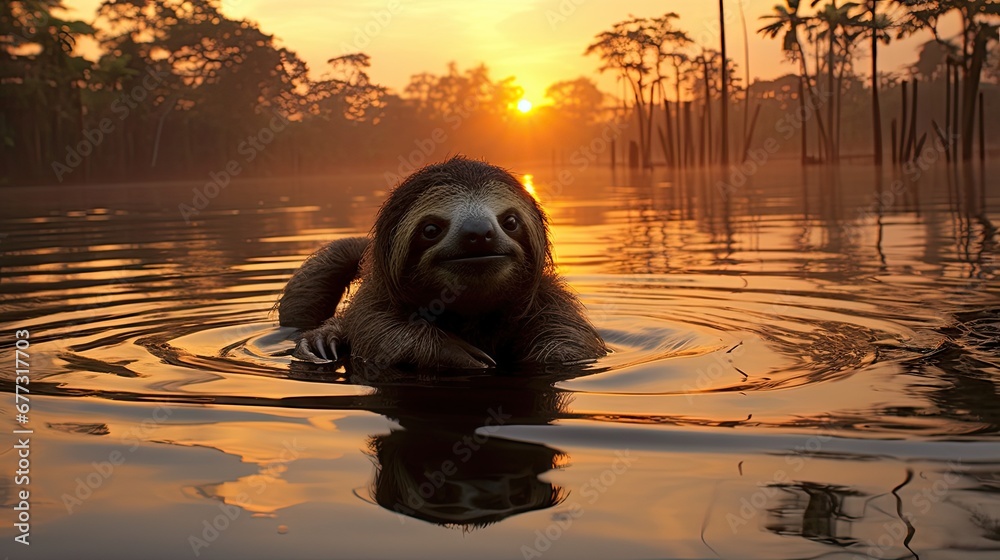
[294,338,327,363]
[439,335,495,369]
[294,328,342,364]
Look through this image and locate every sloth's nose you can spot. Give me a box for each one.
[459,217,496,251]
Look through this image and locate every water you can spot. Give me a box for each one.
[1,162,998,559]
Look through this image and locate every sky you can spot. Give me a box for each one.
[61,0,956,104]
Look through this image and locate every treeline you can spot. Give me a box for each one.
[1,0,998,186]
[589,0,999,170]
[1,0,610,185]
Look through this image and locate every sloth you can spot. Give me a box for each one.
[278,156,607,369]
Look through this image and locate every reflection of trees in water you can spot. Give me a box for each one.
[962,469,1000,541]
[764,481,865,547]
[599,162,997,281]
[947,166,997,276]
[757,467,1000,555]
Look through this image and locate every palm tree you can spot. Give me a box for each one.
[812,1,856,162]
[760,0,831,164]
[853,1,893,165]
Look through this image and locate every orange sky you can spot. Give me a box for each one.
[62,0,956,104]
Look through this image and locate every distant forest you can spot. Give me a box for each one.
[1,0,998,185]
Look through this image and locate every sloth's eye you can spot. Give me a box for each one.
[421,223,442,240]
[502,215,518,231]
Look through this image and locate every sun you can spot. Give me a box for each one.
[516,98,533,113]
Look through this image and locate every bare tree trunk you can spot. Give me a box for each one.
[952,62,960,160]
[739,0,751,158]
[899,80,908,162]
[961,28,988,162]
[945,58,952,162]
[702,60,714,165]
[871,14,883,166]
[980,91,986,163]
[662,83,676,168]
[827,14,836,162]
[719,0,729,165]
[905,78,918,162]
[799,77,808,164]
[795,36,831,162]
[675,64,684,169]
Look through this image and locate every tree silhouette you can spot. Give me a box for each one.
[719,0,730,165]
[545,77,606,124]
[896,0,1000,161]
[760,0,817,163]
[852,1,894,165]
[1,0,95,180]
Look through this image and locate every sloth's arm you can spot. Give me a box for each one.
[277,237,368,329]
[519,277,608,364]
[348,306,494,369]
[296,288,494,369]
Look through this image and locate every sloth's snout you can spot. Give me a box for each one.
[458,217,497,253]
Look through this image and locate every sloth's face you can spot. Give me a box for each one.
[394,181,544,313]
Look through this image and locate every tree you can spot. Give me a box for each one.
[545,77,606,123]
[811,0,856,162]
[895,0,1000,161]
[1,0,95,181]
[401,62,523,122]
[910,39,955,80]
[318,53,386,122]
[760,0,833,163]
[851,1,894,165]
[719,0,730,164]
[94,0,312,173]
[586,17,656,168]
[587,14,691,168]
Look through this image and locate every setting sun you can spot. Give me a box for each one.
[516,98,533,113]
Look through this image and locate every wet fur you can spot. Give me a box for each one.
[278,156,607,369]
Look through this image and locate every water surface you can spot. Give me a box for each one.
[1,162,999,559]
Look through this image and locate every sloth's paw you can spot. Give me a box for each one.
[437,335,496,369]
[294,325,344,363]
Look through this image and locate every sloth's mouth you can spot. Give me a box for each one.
[439,254,510,265]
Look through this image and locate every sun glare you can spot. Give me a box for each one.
[516,98,533,113]
[521,173,539,201]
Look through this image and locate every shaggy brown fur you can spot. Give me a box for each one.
[278,156,607,369]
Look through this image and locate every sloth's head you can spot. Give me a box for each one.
[372,156,551,314]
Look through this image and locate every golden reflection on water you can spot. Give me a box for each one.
[0,164,998,558]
